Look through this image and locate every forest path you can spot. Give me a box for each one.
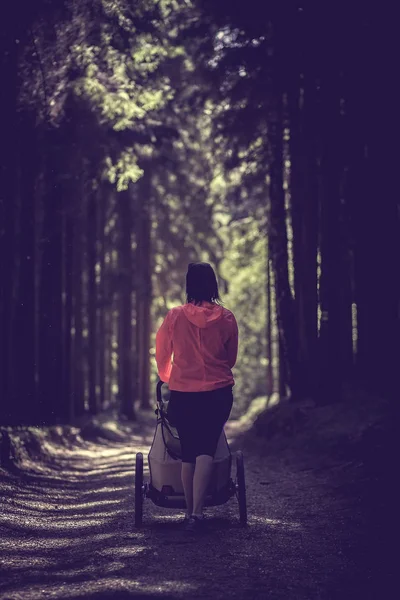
[0,413,372,600]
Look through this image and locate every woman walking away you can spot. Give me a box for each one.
[155,262,239,533]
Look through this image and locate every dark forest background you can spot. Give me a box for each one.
[1,0,399,426]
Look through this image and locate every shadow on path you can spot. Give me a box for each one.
[0,410,377,600]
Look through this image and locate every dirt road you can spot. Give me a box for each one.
[0,413,378,599]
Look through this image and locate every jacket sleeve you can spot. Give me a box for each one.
[226,313,239,369]
[155,310,173,383]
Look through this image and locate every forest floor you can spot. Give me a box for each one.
[0,389,395,600]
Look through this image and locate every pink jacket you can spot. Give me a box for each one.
[155,302,238,392]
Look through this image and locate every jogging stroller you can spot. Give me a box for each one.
[134,380,247,527]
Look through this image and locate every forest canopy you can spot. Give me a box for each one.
[0,0,398,425]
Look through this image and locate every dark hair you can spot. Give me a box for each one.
[186,262,224,306]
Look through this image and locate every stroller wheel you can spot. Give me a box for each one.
[236,451,247,526]
[135,452,144,527]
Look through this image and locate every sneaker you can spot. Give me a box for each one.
[184,515,205,533]
[182,512,205,523]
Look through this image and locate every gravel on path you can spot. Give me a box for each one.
[0,404,386,600]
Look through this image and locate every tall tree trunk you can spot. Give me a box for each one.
[72,191,85,418]
[337,155,354,385]
[38,133,64,423]
[285,4,319,403]
[301,78,319,402]
[101,188,115,410]
[0,33,19,420]
[278,333,287,399]
[349,62,399,399]
[288,79,319,402]
[137,178,152,410]
[268,91,301,401]
[7,119,37,422]
[119,189,135,420]
[131,259,139,411]
[268,258,279,394]
[33,157,44,412]
[316,62,342,404]
[98,186,106,410]
[62,179,74,422]
[266,251,273,396]
[87,190,98,415]
[104,308,112,409]
[332,65,354,388]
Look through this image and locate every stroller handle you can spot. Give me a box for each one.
[156,379,165,404]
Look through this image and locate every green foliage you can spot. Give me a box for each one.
[218,216,268,417]
[14,0,272,417]
[104,151,144,191]
[72,40,175,129]
[21,0,186,193]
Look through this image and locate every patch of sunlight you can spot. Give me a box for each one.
[131,580,198,594]
[18,490,79,502]
[0,532,121,551]
[100,420,125,431]
[43,510,128,523]
[47,562,127,579]
[0,513,114,530]
[103,471,136,480]
[248,514,302,530]
[228,393,279,436]
[151,513,184,521]
[65,464,134,478]
[55,499,122,510]
[10,498,57,510]
[268,393,280,407]
[133,445,152,455]
[81,448,150,464]
[96,546,146,558]
[74,449,135,461]
[14,460,50,473]
[12,577,198,600]
[2,556,55,569]
[80,449,135,462]
[86,485,128,494]
[96,448,137,459]
[89,445,134,455]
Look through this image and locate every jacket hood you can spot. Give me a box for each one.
[182,302,224,329]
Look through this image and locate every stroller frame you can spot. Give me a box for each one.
[134,380,247,527]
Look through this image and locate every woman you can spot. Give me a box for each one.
[155,262,239,532]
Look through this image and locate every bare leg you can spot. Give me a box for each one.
[192,454,214,517]
[181,462,195,516]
